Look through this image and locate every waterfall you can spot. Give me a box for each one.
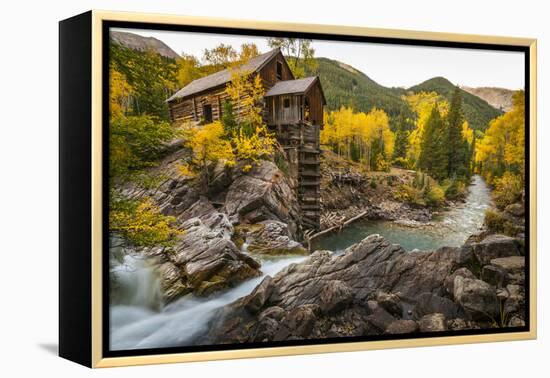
[109,253,306,351]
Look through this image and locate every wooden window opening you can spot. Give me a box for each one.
[203,104,213,124]
[276,61,283,80]
[283,97,291,108]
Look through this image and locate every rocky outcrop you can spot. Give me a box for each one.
[453,276,499,320]
[116,150,304,302]
[200,232,526,344]
[470,234,521,264]
[144,197,262,299]
[234,220,307,256]
[222,161,301,237]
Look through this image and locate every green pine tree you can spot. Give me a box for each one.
[446,86,467,178]
[392,115,409,161]
[418,105,448,180]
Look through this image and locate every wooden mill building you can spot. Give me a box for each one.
[167,48,326,230]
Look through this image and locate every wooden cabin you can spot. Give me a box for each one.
[167,48,326,231]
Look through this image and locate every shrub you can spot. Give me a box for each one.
[484,209,506,234]
[443,179,467,200]
[393,157,411,169]
[370,178,377,189]
[394,184,425,206]
[374,156,391,172]
[424,181,445,207]
[493,172,523,209]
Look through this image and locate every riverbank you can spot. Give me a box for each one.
[320,149,434,226]
[311,149,484,249]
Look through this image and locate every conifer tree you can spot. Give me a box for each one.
[418,105,448,179]
[446,86,467,178]
[392,114,409,161]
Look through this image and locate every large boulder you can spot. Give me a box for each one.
[481,265,508,288]
[444,267,476,295]
[418,313,447,332]
[155,262,191,303]
[244,276,274,314]
[366,300,397,332]
[234,220,307,255]
[385,319,418,334]
[503,284,525,320]
[490,256,525,275]
[453,276,499,320]
[412,292,462,320]
[471,234,521,264]
[144,198,261,299]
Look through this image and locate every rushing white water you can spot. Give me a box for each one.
[110,254,306,350]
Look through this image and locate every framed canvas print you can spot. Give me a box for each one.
[59,10,537,368]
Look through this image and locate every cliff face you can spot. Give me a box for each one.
[461,86,515,112]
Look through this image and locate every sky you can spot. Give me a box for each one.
[112,28,525,90]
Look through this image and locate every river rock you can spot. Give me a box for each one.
[418,313,447,332]
[385,319,418,334]
[508,316,525,328]
[155,262,191,303]
[259,306,286,322]
[444,267,476,295]
[490,256,525,275]
[453,276,499,320]
[278,304,319,339]
[481,265,508,288]
[503,284,525,319]
[471,234,521,265]
[366,300,397,332]
[412,292,462,320]
[376,291,403,317]
[245,276,274,314]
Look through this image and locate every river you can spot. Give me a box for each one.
[109,175,492,350]
[313,175,492,252]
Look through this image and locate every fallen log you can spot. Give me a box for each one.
[306,209,370,250]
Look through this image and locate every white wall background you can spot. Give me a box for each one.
[0,0,547,376]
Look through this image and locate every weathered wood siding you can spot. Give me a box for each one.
[169,86,230,125]
[258,53,294,88]
[266,81,325,128]
[305,83,324,127]
[168,51,294,126]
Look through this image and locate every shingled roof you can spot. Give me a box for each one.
[265,77,316,96]
[167,48,281,102]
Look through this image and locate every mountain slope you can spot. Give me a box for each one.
[409,77,503,131]
[310,58,412,118]
[461,86,515,112]
[110,31,180,59]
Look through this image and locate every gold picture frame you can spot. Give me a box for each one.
[59,10,537,368]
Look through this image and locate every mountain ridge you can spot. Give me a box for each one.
[407,76,503,130]
[110,31,180,59]
[461,86,515,112]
